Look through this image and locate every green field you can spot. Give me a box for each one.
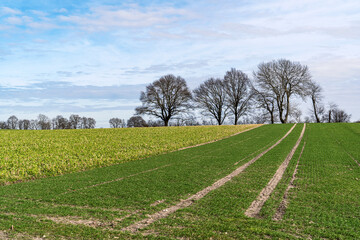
[0,123,359,239]
[0,124,257,184]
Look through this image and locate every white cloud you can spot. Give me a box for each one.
[5,16,23,25]
[0,7,22,15]
[58,5,194,31]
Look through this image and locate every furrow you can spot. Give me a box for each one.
[122,124,297,233]
[244,123,306,218]
[273,142,306,221]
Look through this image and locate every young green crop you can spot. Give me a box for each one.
[0,123,358,239]
[0,125,258,184]
[0,124,287,239]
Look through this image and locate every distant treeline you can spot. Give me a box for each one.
[0,114,96,130]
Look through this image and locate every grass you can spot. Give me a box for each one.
[0,124,258,184]
[0,123,359,239]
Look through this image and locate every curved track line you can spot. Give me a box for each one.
[335,139,360,167]
[273,142,306,221]
[176,124,262,152]
[245,123,306,218]
[122,124,297,233]
[58,125,261,195]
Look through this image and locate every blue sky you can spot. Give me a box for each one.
[0,0,359,127]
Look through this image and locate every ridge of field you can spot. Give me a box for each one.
[0,124,291,239]
[0,124,258,184]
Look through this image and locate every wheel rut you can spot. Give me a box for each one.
[273,142,306,221]
[244,123,306,218]
[122,124,297,233]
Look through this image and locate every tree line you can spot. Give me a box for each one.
[1,58,353,130]
[0,114,96,130]
[133,59,352,126]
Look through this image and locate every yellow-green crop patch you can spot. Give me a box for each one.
[0,124,258,184]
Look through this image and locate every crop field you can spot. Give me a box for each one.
[0,123,359,239]
[0,124,257,184]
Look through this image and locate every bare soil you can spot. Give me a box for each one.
[273,142,306,221]
[244,124,306,218]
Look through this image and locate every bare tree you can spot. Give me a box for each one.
[37,114,51,130]
[18,119,30,130]
[253,59,311,123]
[7,115,18,129]
[0,121,8,129]
[252,88,277,124]
[147,120,163,127]
[136,74,192,126]
[308,80,324,123]
[80,117,96,129]
[69,114,81,129]
[80,117,88,129]
[127,116,148,127]
[88,118,96,128]
[109,118,124,128]
[332,108,351,123]
[325,102,338,123]
[30,119,39,130]
[223,68,253,125]
[52,115,69,129]
[193,78,228,125]
[289,104,302,123]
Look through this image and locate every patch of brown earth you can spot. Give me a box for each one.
[244,124,306,218]
[122,124,297,233]
[150,199,166,207]
[273,142,306,221]
[0,230,45,240]
[46,216,117,229]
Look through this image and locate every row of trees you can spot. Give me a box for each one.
[134,59,352,126]
[0,114,96,130]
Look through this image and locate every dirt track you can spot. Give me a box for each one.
[123,124,297,233]
[244,124,306,218]
[273,142,306,221]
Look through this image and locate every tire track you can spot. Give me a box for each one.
[334,139,360,167]
[59,125,261,196]
[245,123,306,218]
[176,124,262,152]
[122,124,297,233]
[234,138,277,166]
[273,142,306,221]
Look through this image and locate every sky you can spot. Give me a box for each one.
[0,0,359,127]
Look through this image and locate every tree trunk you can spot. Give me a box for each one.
[234,113,238,125]
[312,99,320,123]
[270,113,274,124]
[283,95,290,124]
